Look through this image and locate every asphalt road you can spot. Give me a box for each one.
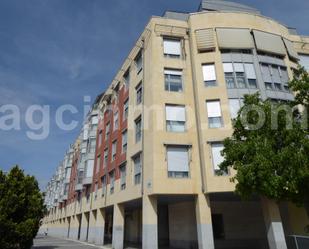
[32,235,103,249]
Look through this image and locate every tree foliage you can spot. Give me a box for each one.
[0,166,45,249]
[220,67,309,215]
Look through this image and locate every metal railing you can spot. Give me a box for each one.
[287,235,309,249]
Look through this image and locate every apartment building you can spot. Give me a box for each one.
[41,1,309,249]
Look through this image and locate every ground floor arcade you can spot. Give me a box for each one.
[41,193,309,249]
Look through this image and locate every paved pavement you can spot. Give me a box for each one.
[32,235,103,249]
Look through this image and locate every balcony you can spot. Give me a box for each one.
[82,177,92,186]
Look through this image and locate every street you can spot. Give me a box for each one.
[32,235,103,249]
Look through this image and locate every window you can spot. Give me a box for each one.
[112,140,117,161]
[223,63,257,89]
[98,130,103,148]
[101,175,106,196]
[206,100,223,128]
[260,63,288,92]
[244,63,257,88]
[229,99,244,119]
[96,155,101,174]
[163,38,181,58]
[136,83,142,105]
[164,69,183,92]
[210,143,226,175]
[105,122,110,141]
[167,146,190,178]
[135,52,142,74]
[104,149,108,167]
[123,98,129,120]
[122,130,127,154]
[88,138,96,153]
[135,117,142,143]
[124,69,130,89]
[299,54,309,71]
[165,105,186,132]
[202,64,217,87]
[133,154,142,185]
[113,111,119,130]
[120,163,126,190]
[109,170,115,194]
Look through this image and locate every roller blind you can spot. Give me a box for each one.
[253,30,286,56]
[229,99,241,119]
[283,39,299,60]
[261,64,272,82]
[206,101,222,118]
[272,66,281,83]
[299,54,309,71]
[216,28,254,49]
[223,63,233,73]
[134,155,141,174]
[244,63,256,79]
[91,116,98,125]
[164,69,182,76]
[202,64,216,81]
[234,63,244,72]
[211,143,224,171]
[195,28,215,51]
[167,146,189,172]
[86,160,94,177]
[163,39,181,55]
[166,105,186,121]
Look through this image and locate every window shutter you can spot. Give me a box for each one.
[283,38,299,60]
[253,30,286,56]
[202,64,216,81]
[299,54,309,71]
[195,28,215,52]
[211,143,224,170]
[134,156,141,174]
[164,69,182,76]
[272,67,281,83]
[244,63,256,79]
[261,64,272,82]
[216,28,254,49]
[86,160,94,177]
[229,99,241,119]
[91,116,98,125]
[223,63,233,73]
[164,39,181,55]
[206,101,222,118]
[234,63,244,72]
[167,147,189,172]
[166,105,186,122]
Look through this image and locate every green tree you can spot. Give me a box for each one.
[0,166,45,249]
[219,67,309,225]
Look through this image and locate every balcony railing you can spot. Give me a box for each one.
[287,235,309,249]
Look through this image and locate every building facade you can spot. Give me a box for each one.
[41,1,309,249]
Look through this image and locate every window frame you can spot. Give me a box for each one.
[135,116,142,143]
[165,104,186,133]
[164,69,183,92]
[206,100,223,128]
[163,37,182,58]
[166,145,190,179]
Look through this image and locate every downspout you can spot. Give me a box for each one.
[187,27,207,193]
[141,38,145,196]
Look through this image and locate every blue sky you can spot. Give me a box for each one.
[0,0,308,189]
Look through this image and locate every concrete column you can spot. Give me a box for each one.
[69,216,78,240]
[195,194,215,249]
[142,195,158,249]
[261,197,287,249]
[112,203,125,249]
[80,212,89,242]
[95,208,105,245]
[88,210,97,243]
